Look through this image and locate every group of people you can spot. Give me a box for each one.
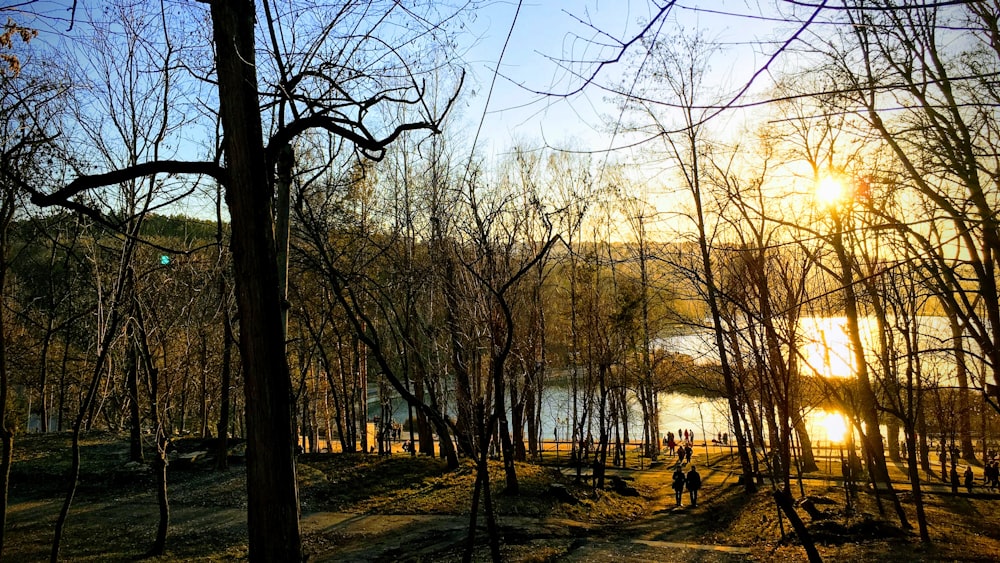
[660,429,707,507]
[663,430,695,463]
[938,445,1000,493]
[983,458,1000,491]
[949,464,976,494]
[671,465,702,507]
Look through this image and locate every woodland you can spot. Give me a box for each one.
[1,1,1000,562]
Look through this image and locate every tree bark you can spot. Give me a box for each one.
[773,489,822,563]
[209,2,301,560]
[215,260,233,471]
[0,197,14,557]
[126,312,143,463]
[948,310,976,461]
[831,221,890,484]
[134,303,169,555]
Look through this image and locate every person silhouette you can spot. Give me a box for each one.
[672,467,686,506]
[686,465,702,507]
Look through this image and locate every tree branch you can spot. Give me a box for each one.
[28,160,226,208]
[267,71,464,163]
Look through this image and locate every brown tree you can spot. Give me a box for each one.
[20,1,465,560]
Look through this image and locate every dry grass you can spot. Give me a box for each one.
[6,432,1000,561]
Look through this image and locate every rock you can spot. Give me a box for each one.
[609,475,640,497]
[548,483,580,505]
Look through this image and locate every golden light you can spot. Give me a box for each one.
[821,412,848,443]
[815,175,845,207]
[801,319,855,379]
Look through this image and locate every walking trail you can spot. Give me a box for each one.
[302,451,755,562]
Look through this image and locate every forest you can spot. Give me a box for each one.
[1,1,1000,562]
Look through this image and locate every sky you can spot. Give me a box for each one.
[458,0,800,158]
[11,0,804,158]
[7,0,815,220]
[457,0,653,153]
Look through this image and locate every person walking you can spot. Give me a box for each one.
[964,465,974,494]
[672,467,686,506]
[950,465,960,494]
[686,465,702,507]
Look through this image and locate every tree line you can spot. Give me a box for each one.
[0,1,998,561]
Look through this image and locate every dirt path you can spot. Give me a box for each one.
[10,434,1000,561]
[301,457,754,562]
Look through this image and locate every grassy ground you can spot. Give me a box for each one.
[4,431,1000,561]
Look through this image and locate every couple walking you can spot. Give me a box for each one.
[672,465,702,507]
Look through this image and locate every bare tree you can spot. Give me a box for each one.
[16,2,467,559]
[0,25,49,554]
[825,2,1000,423]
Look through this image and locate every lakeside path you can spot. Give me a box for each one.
[303,442,1000,562]
[302,452,756,562]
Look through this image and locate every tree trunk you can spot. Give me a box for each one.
[0,429,10,557]
[357,335,368,455]
[511,383,526,462]
[51,311,123,562]
[594,363,609,490]
[949,311,977,461]
[39,319,53,433]
[887,420,901,462]
[323,361,348,452]
[904,428,930,542]
[200,330,210,438]
[51,209,141,561]
[525,354,540,459]
[916,376,930,472]
[0,203,13,556]
[135,303,169,555]
[215,269,233,471]
[773,489,822,563]
[215,251,235,471]
[463,402,502,563]
[494,378,518,489]
[126,315,143,463]
[698,209,756,492]
[209,2,301,560]
[58,329,72,432]
[413,378,435,456]
[832,223,890,483]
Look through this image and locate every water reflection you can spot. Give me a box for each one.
[660,315,957,381]
[537,386,848,444]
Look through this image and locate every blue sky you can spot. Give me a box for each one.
[459,1,661,154]
[8,0,809,220]
[13,0,797,158]
[459,1,794,155]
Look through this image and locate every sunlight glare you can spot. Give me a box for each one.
[821,412,847,443]
[815,175,845,207]
[802,321,854,379]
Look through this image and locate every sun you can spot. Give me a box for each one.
[821,412,848,443]
[815,175,845,207]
